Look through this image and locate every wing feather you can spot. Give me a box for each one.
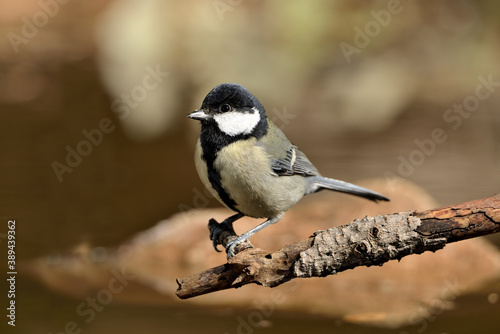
[271,146,319,176]
[257,120,319,177]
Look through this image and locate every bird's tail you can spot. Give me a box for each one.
[305,176,390,202]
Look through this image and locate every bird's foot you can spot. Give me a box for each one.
[208,214,253,259]
[225,234,253,259]
[208,218,235,252]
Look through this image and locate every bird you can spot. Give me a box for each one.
[188,83,389,258]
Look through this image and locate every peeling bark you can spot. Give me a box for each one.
[176,194,500,300]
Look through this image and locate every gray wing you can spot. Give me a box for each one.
[270,145,319,176]
[257,120,319,177]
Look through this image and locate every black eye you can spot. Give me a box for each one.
[220,104,231,112]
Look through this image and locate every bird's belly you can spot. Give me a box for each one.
[215,142,306,218]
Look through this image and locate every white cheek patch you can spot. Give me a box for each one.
[214,108,261,136]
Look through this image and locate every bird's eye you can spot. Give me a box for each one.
[220,104,231,112]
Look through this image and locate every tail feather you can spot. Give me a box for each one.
[305,176,390,202]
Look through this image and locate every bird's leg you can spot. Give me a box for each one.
[226,215,283,259]
[208,213,244,252]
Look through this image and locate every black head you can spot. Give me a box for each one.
[201,83,265,113]
[188,83,268,139]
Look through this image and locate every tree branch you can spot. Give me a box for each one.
[175,194,500,299]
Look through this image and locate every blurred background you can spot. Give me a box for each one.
[1,0,500,333]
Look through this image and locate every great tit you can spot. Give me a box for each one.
[188,83,389,258]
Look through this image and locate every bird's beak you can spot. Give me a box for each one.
[188,109,211,121]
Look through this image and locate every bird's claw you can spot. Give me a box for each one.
[226,241,238,259]
[212,239,222,252]
[225,235,251,259]
[208,218,235,252]
[208,217,252,259]
[209,223,223,252]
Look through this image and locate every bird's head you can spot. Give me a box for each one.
[188,83,268,138]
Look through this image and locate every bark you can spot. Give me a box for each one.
[176,194,500,299]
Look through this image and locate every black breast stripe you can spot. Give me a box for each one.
[206,165,239,212]
[200,124,240,212]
